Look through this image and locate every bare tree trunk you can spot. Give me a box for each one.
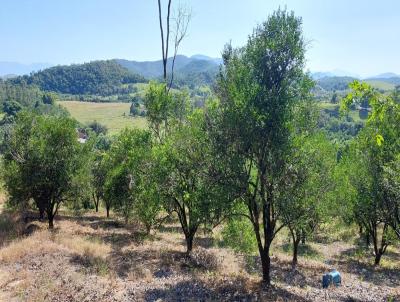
[290,228,301,268]
[301,228,306,245]
[185,231,194,254]
[157,0,172,82]
[47,209,54,229]
[260,241,272,284]
[106,205,110,218]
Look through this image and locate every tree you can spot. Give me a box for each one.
[143,81,190,142]
[87,121,108,135]
[130,100,140,116]
[2,112,89,228]
[103,128,152,224]
[330,91,338,104]
[42,93,56,105]
[156,109,234,253]
[281,133,336,267]
[3,100,22,117]
[212,9,309,283]
[90,140,110,213]
[157,0,191,89]
[382,156,400,239]
[341,81,400,265]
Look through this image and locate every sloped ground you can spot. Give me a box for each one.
[0,204,399,301]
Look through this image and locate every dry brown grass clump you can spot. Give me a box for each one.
[0,230,60,263]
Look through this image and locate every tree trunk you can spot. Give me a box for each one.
[106,205,110,218]
[292,238,301,268]
[39,208,45,220]
[365,232,370,247]
[92,193,99,212]
[145,224,151,235]
[48,213,54,229]
[260,245,271,284]
[185,232,194,254]
[374,253,382,265]
[301,229,306,245]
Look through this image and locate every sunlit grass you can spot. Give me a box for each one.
[59,101,147,134]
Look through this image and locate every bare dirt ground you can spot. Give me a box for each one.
[0,201,399,301]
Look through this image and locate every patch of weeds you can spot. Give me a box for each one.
[316,221,358,243]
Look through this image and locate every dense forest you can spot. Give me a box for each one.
[10,60,146,96]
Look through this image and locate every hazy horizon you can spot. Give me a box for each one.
[1,0,400,77]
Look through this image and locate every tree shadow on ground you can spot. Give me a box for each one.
[157,225,182,234]
[143,278,310,302]
[336,246,400,287]
[111,247,187,278]
[244,255,325,290]
[280,243,323,260]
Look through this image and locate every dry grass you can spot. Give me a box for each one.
[0,206,399,301]
[0,231,60,263]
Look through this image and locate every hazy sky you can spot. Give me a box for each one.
[1,0,399,76]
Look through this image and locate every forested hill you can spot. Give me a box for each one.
[10,60,147,96]
[116,55,220,87]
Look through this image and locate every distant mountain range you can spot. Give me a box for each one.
[2,56,399,94]
[311,70,400,81]
[116,54,221,80]
[0,62,53,77]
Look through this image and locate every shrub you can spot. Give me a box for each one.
[221,216,257,254]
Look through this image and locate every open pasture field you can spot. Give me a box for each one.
[59,101,147,134]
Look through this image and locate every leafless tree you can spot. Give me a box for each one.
[157,0,191,90]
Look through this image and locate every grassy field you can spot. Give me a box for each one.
[59,101,147,134]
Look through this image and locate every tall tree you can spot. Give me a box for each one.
[157,0,191,90]
[213,9,309,283]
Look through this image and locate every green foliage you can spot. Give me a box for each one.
[2,100,22,117]
[2,112,90,228]
[213,9,309,282]
[87,121,108,135]
[155,109,234,252]
[144,81,190,141]
[339,81,400,264]
[11,60,146,96]
[103,128,154,224]
[42,93,56,105]
[221,215,257,254]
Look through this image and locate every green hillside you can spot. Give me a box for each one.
[10,60,146,96]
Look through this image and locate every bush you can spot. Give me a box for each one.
[221,216,257,254]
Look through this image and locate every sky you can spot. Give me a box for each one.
[0,0,399,77]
